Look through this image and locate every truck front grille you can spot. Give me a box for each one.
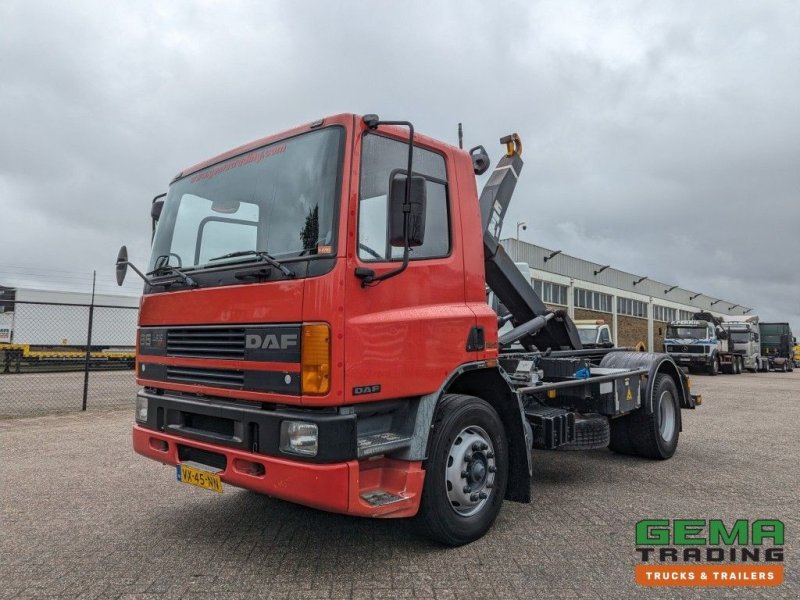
[166,328,246,359]
[166,366,245,388]
[667,345,706,354]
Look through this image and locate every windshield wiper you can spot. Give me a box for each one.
[209,250,295,278]
[146,265,198,288]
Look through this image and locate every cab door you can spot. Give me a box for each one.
[343,130,477,403]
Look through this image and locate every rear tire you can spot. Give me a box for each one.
[608,374,680,459]
[416,394,509,546]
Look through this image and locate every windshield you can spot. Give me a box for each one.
[729,332,750,343]
[760,324,788,344]
[666,326,708,339]
[578,328,597,344]
[149,127,343,272]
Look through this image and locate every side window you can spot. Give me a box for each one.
[599,328,611,343]
[358,134,449,261]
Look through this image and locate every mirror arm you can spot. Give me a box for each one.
[120,260,156,286]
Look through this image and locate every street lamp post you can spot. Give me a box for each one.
[516,221,527,241]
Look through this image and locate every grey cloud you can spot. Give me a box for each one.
[0,0,798,331]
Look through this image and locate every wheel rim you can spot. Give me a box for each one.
[445,425,496,517]
[658,390,676,442]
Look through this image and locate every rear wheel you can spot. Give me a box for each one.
[416,394,509,546]
[608,374,680,459]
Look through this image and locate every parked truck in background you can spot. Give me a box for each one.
[664,312,743,375]
[722,315,768,373]
[758,322,795,372]
[116,113,698,545]
[574,320,613,349]
[794,342,800,369]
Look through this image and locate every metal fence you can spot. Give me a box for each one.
[0,300,138,418]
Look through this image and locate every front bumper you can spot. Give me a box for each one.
[133,426,424,518]
[669,354,710,366]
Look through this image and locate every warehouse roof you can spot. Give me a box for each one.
[501,238,749,316]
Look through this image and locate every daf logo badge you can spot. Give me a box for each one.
[245,333,298,350]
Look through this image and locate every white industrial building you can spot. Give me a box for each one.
[503,239,750,351]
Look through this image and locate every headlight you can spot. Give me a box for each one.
[135,396,148,423]
[280,421,318,457]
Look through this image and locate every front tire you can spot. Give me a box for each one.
[416,394,509,546]
[709,355,720,376]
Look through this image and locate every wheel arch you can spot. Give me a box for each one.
[600,351,691,426]
[445,368,532,503]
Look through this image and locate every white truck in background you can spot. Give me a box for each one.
[574,320,614,348]
[664,312,743,375]
[722,315,768,373]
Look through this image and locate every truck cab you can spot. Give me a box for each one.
[722,316,765,373]
[759,322,795,372]
[664,314,742,375]
[574,320,613,349]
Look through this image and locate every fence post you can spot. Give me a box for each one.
[81,271,96,411]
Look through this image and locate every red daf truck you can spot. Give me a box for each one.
[117,113,699,545]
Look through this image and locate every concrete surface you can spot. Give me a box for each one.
[1,372,797,599]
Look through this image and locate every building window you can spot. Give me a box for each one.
[533,279,567,306]
[679,310,694,321]
[574,288,612,313]
[617,296,648,319]
[653,305,677,323]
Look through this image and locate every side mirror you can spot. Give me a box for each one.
[151,198,164,221]
[469,145,491,175]
[116,245,129,286]
[151,193,166,236]
[388,172,427,247]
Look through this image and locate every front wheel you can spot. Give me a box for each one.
[709,356,720,376]
[416,394,509,546]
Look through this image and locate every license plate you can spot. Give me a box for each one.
[176,464,223,493]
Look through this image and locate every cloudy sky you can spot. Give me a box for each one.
[1,1,798,331]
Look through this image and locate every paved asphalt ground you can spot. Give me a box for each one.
[1,371,798,599]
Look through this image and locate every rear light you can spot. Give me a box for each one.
[301,323,330,395]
